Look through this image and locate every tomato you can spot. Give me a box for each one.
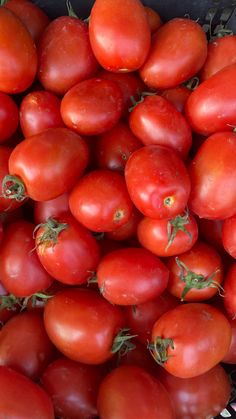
[106,208,142,241]
[125,145,191,219]
[0,366,54,418]
[157,364,231,419]
[124,292,179,344]
[145,6,162,33]
[150,303,232,378]
[185,64,236,135]
[38,16,98,95]
[97,247,169,305]
[41,357,106,419]
[3,127,89,202]
[129,95,192,159]
[224,263,236,319]
[44,288,125,364]
[189,132,236,220]
[137,211,198,257]
[166,241,224,301]
[69,169,133,232]
[19,90,64,137]
[200,35,236,81]
[95,121,142,172]
[35,214,100,285]
[222,214,236,258]
[0,221,53,297]
[0,281,19,326]
[0,146,22,212]
[139,18,207,89]
[61,78,123,135]
[89,0,151,72]
[0,7,37,93]
[161,86,191,113]
[0,311,55,380]
[197,217,224,253]
[97,365,175,419]
[34,192,69,224]
[0,92,18,143]
[3,0,50,43]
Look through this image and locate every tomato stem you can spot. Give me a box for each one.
[112,328,137,356]
[166,209,192,251]
[148,337,174,365]
[66,0,78,18]
[1,175,27,202]
[34,217,68,249]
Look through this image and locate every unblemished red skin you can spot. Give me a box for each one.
[161,86,191,113]
[222,214,236,258]
[0,92,19,143]
[34,192,70,224]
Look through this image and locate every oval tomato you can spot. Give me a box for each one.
[222,214,236,258]
[161,86,191,113]
[224,263,236,319]
[34,192,70,224]
[0,92,18,143]
[106,207,142,241]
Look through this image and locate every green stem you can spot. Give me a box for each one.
[148,337,174,365]
[1,175,27,202]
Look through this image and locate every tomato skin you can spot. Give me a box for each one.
[224,263,236,319]
[129,95,192,159]
[8,127,89,202]
[0,366,54,418]
[0,92,19,143]
[125,145,191,219]
[185,64,236,135]
[222,316,236,363]
[97,365,175,419]
[69,169,133,232]
[189,132,236,220]
[145,6,162,33]
[140,18,207,89]
[97,247,169,305]
[0,8,37,93]
[38,16,98,95]
[44,288,125,364]
[222,215,236,258]
[34,193,69,224]
[197,217,224,253]
[151,303,232,378]
[0,221,53,297]
[106,208,142,241]
[89,0,151,72]
[161,86,191,113]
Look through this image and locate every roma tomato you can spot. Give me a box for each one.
[0,366,54,418]
[0,92,18,143]
[69,169,133,232]
[89,0,151,72]
[222,317,236,364]
[44,288,125,364]
[0,7,37,93]
[224,263,236,319]
[161,86,191,113]
[125,145,191,219]
[150,303,232,378]
[34,192,70,224]
[35,214,100,285]
[106,208,142,241]
[97,365,175,419]
[222,214,236,258]
[140,18,207,89]
[137,211,198,257]
[189,132,236,220]
[3,127,89,202]
[97,247,169,305]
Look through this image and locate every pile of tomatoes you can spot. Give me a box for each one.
[0,0,236,417]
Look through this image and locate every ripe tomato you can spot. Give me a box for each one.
[125,145,191,219]
[189,132,236,220]
[0,221,53,297]
[140,18,207,89]
[161,86,191,113]
[69,169,133,232]
[222,317,236,364]
[97,365,175,419]
[38,16,98,95]
[89,0,151,72]
[34,192,70,224]
[129,95,192,159]
[35,214,100,285]
[106,207,142,241]
[137,211,198,257]
[44,288,125,364]
[151,303,232,378]
[0,92,18,143]
[0,7,37,93]
[97,247,169,305]
[224,263,236,319]
[222,214,236,258]
[145,6,162,33]
[0,366,54,418]
[197,217,224,253]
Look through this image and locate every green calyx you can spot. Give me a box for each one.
[1,175,27,202]
[34,217,68,248]
[166,210,192,251]
[111,328,137,357]
[128,91,157,112]
[148,337,174,365]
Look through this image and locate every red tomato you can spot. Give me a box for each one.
[106,208,142,241]
[0,8,37,93]
[0,311,54,380]
[69,169,133,232]
[185,64,236,135]
[137,211,198,257]
[145,6,162,33]
[89,0,151,72]
[19,90,64,137]
[38,16,98,95]
[0,366,54,418]
[129,95,192,159]
[224,263,236,319]
[197,217,224,253]
[0,221,53,297]
[222,214,236,258]
[222,316,236,364]
[161,86,191,113]
[44,288,125,364]
[157,364,231,419]
[125,145,191,219]
[0,146,22,212]
[61,78,123,136]
[96,247,169,305]
[42,357,106,419]
[97,365,175,419]
[189,132,236,220]
[166,241,224,301]
[3,127,88,202]
[35,214,100,285]
[34,192,70,224]
[151,303,232,378]
[140,18,207,89]
[0,92,18,143]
